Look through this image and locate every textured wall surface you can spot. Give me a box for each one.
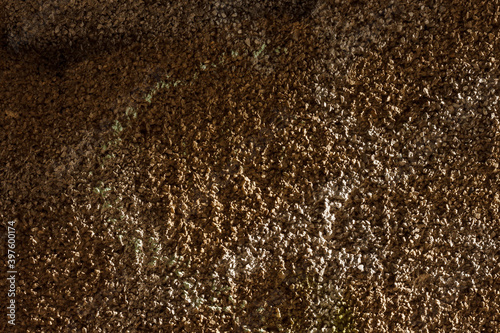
[1,0,499,332]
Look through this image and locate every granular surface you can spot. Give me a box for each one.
[1,1,499,332]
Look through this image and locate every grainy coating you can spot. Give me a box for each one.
[1,0,499,332]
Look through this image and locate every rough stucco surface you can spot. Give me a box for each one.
[1,0,499,332]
